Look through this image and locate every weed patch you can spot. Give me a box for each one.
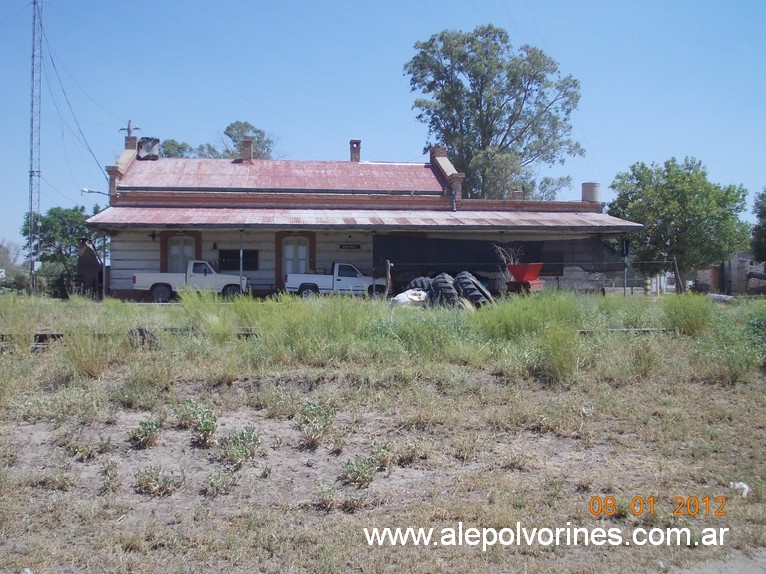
[218,426,261,470]
[134,465,185,496]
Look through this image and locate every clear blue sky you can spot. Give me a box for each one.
[2,0,764,252]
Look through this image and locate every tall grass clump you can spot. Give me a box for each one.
[745,300,766,350]
[64,327,125,378]
[533,325,580,385]
[253,294,384,365]
[693,322,761,385]
[587,295,661,330]
[363,307,472,362]
[0,293,47,354]
[471,292,582,341]
[661,293,712,336]
[175,289,237,342]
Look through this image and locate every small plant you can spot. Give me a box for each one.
[60,430,112,462]
[176,400,218,446]
[330,435,346,455]
[341,456,378,488]
[191,405,217,448]
[251,385,302,419]
[395,441,428,467]
[174,399,201,429]
[270,435,283,450]
[544,477,564,507]
[36,470,75,491]
[370,441,395,471]
[218,426,262,470]
[297,400,335,450]
[99,459,121,494]
[314,482,339,511]
[340,491,368,513]
[452,432,479,463]
[129,418,162,449]
[260,465,272,479]
[500,453,527,471]
[493,243,524,283]
[203,469,236,497]
[134,465,185,496]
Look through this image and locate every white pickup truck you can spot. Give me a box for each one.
[133,260,249,302]
[285,263,387,297]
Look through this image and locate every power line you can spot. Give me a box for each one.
[41,26,108,184]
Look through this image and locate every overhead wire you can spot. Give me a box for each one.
[41,21,108,184]
[40,175,80,205]
[0,2,32,27]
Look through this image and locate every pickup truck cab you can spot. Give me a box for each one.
[133,260,249,302]
[285,263,387,297]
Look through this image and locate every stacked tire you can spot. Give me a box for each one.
[405,272,494,308]
[454,271,493,308]
[431,273,460,306]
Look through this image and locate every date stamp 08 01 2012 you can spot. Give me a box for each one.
[589,496,727,518]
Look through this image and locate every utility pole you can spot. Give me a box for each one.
[28,0,43,293]
[119,120,140,137]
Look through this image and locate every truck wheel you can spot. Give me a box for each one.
[222,285,241,298]
[298,285,319,297]
[151,284,172,303]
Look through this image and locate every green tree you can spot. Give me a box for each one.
[607,157,749,291]
[751,188,766,262]
[404,24,583,199]
[159,139,195,158]
[0,239,22,271]
[160,121,275,159]
[21,205,103,276]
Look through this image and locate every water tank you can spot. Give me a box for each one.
[581,182,601,202]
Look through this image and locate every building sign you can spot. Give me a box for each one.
[340,244,361,250]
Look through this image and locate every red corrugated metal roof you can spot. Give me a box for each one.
[118,158,446,193]
[88,206,642,234]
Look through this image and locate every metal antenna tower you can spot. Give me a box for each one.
[28,0,43,293]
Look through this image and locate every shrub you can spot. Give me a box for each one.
[219,426,262,470]
[191,404,217,447]
[297,400,334,449]
[174,399,202,429]
[129,418,162,449]
[341,456,378,488]
[134,465,185,496]
[203,470,236,497]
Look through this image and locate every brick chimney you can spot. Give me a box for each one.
[429,145,448,161]
[350,139,361,162]
[241,137,254,162]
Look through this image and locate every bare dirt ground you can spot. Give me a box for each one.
[673,549,766,574]
[1,363,765,574]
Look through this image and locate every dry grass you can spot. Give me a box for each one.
[0,292,764,572]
